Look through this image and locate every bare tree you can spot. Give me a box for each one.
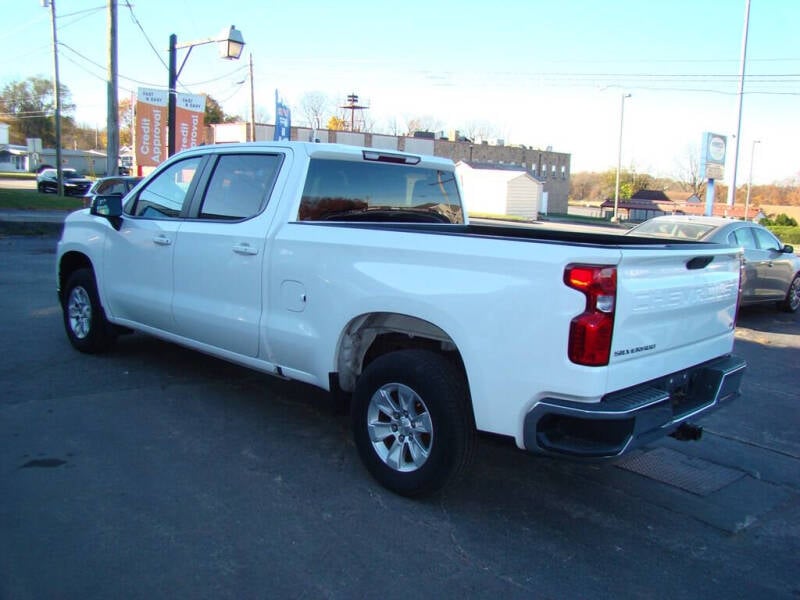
[361,113,376,134]
[674,144,706,198]
[384,116,401,136]
[299,91,330,130]
[405,115,441,135]
[461,119,498,142]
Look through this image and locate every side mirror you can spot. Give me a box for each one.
[783,244,795,254]
[90,194,124,230]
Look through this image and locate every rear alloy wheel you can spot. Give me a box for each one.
[780,275,800,313]
[62,268,116,353]
[352,349,475,497]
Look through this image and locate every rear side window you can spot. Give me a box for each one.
[199,153,282,220]
[298,159,463,224]
[729,227,757,250]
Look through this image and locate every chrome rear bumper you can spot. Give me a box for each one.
[523,355,746,458]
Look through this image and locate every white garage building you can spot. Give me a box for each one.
[455,162,543,219]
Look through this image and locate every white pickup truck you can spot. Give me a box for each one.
[57,142,746,496]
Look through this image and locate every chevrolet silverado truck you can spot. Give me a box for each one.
[56,142,746,496]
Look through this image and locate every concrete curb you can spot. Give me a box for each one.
[0,209,69,237]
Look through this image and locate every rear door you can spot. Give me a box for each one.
[171,151,284,357]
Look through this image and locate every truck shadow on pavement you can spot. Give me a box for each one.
[108,332,798,536]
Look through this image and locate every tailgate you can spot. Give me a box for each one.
[610,244,740,376]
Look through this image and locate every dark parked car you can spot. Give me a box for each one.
[627,215,800,313]
[82,175,143,208]
[36,168,92,196]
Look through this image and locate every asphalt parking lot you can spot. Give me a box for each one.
[1,234,798,599]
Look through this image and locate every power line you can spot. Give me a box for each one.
[59,42,160,89]
[123,0,169,72]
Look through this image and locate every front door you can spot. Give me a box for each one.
[101,156,203,332]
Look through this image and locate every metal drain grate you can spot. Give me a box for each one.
[616,447,745,496]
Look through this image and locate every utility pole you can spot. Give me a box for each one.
[340,93,368,132]
[106,0,119,176]
[249,53,255,142]
[46,0,64,196]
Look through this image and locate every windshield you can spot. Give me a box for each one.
[631,220,716,241]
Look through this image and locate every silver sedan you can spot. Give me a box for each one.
[627,215,800,313]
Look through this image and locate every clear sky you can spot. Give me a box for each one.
[2,0,798,185]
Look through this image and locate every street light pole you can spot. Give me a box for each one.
[727,0,752,208]
[744,140,760,221]
[167,26,245,157]
[167,33,178,157]
[612,93,631,223]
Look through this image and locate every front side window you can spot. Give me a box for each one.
[199,153,282,220]
[752,227,781,251]
[129,157,202,219]
[298,159,463,224]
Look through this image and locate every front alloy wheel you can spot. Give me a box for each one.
[62,268,116,353]
[67,285,92,339]
[781,275,800,313]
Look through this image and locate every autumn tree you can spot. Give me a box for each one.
[61,118,103,151]
[569,172,604,202]
[327,116,347,131]
[118,97,134,147]
[203,94,240,126]
[0,76,75,146]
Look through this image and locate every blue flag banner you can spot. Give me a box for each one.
[274,90,291,141]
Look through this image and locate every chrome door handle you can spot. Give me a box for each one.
[233,243,258,255]
[153,235,172,246]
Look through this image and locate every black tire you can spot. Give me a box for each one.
[37,182,46,193]
[779,275,800,313]
[352,349,476,497]
[62,268,116,353]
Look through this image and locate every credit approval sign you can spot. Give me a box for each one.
[135,88,205,168]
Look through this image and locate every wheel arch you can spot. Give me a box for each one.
[335,312,466,394]
[58,251,94,304]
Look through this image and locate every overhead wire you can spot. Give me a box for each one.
[123,0,169,73]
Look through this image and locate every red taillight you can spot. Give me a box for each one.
[564,264,617,366]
